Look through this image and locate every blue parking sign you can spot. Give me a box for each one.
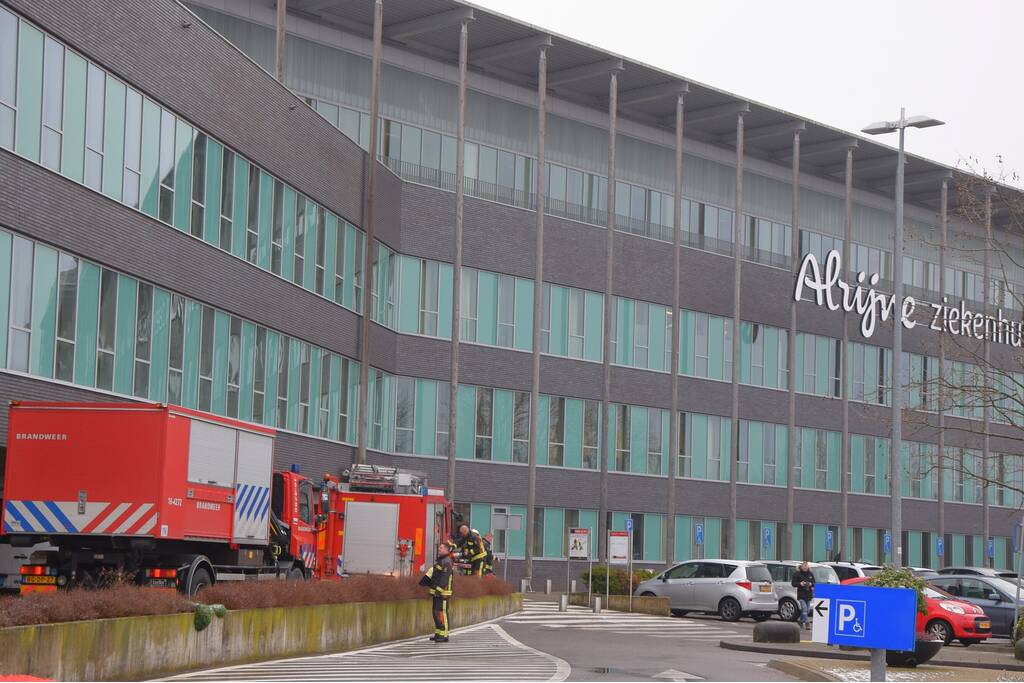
[988,538,995,559]
[825,530,833,551]
[936,537,944,557]
[883,532,892,555]
[695,523,704,546]
[625,518,633,533]
[762,526,772,548]
[815,584,916,652]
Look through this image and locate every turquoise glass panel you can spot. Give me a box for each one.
[307,350,321,435]
[644,514,662,561]
[0,233,10,365]
[617,299,633,365]
[679,311,694,374]
[203,139,223,245]
[470,504,492,535]
[101,77,126,201]
[492,389,512,462]
[827,431,841,490]
[735,520,749,560]
[263,331,280,425]
[113,274,137,394]
[72,261,99,386]
[414,378,436,455]
[398,256,420,334]
[287,341,301,430]
[629,407,647,474]
[303,199,317,290]
[584,291,603,361]
[256,172,272,269]
[543,508,564,558]
[281,187,296,281]
[181,301,201,408]
[238,321,255,421]
[690,414,707,479]
[513,278,533,351]
[675,516,691,561]
[476,272,497,345]
[29,244,58,378]
[139,98,161,218]
[507,505,527,558]
[775,426,788,486]
[549,285,568,356]
[438,263,453,341]
[327,355,340,441]
[536,395,549,466]
[649,306,666,371]
[455,384,475,459]
[815,337,829,395]
[738,323,752,383]
[61,52,87,182]
[148,288,169,401]
[764,328,779,388]
[323,214,337,301]
[579,510,598,559]
[172,120,193,232]
[705,518,722,556]
[564,398,583,469]
[15,22,43,161]
[230,157,248,259]
[342,225,357,309]
[747,422,763,484]
[211,310,229,415]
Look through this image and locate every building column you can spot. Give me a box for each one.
[840,145,852,561]
[666,87,687,564]
[274,0,287,82]
[356,0,383,466]
[599,70,619,561]
[982,186,994,566]
[785,130,800,560]
[446,18,470,502]
[937,177,949,561]
[727,110,744,559]
[524,44,547,588]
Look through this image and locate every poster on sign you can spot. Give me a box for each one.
[568,528,590,559]
[609,531,629,565]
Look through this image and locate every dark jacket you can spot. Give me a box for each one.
[791,568,815,601]
[420,554,453,597]
[456,529,487,563]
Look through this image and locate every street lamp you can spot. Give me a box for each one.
[862,108,944,568]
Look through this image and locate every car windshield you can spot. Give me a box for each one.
[988,578,1021,597]
[923,586,952,600]
[745,565,772,582]
[860,566,883,577]
[811,567,839,584]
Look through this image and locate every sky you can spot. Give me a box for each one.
[471,0,1022,186]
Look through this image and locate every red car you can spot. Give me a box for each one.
[842,577,992,645]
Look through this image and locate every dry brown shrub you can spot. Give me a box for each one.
[0,585,192,628]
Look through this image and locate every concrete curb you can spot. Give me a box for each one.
[767,659,842,682]
[0,593,522,681]
[721,639,1024,673]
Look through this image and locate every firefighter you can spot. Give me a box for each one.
[455,524,487,576]
[419,542,454,642]
[482,532,495,577]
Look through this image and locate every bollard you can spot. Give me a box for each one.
[559,594,568,612]
[520,578,530,593]
[545,579,552,594]
[570,580,577,593]
[593,596,602,613]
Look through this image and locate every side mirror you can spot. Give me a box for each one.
[987,591,1002,602]
[661,575,668,582]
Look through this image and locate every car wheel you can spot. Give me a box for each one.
[752,613,772,622]
[287,565,306,581]
[188,567,213,597]
[925,619,953,645]
[778,598,799,622]
[641,591,656,597]
[719,597,742,622]
[670,609,689,617]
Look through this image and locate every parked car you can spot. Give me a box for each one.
[909,567,940,579]
[929,575,1023,637]
[824,562,883,582]
[844,576,991,645]
[635,559,778,622]
[937,566,1018,579]
[762,560,840,621]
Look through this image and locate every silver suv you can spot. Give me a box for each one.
[634,559,778,622]
[825,562,883,582]
[762,561,839,621]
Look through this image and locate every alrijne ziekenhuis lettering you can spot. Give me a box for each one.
[794,250,1024,346]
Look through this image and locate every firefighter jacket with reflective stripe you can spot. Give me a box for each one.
[424,554,453,597]
[457,529,487,563]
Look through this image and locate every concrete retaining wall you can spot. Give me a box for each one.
[0,593,522,681]
[568,593,670,616]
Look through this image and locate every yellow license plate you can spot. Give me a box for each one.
[23,575,55,585]
[760,584,772,592]
[978,620,991,629]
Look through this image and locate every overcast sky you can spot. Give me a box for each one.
[472,0,1021,186]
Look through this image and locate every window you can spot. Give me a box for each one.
[540,284,551,353]
[133,283,152,398]
[293,195,306,285]
[270,180,284,275]
[333,222,346,304]
[460,269,478,340]
[0,8,15,149]
[122,88,142,208]
[158,108,175,223]
[298,481,312,525]
[497,274,515,347]
[531,507,545,558]
[8,236,33,372]
[338,357,351,441]
[167,294,185,404]
[95,269,117,391]
[435,383,449,456]
[40,37,64,171]
[54,252,77,382]
[190,133,206,237]
[615,405,630,472]
[198,306,214,411]
[419,260,440,336]
[252,326,267,422]
[395,376,414,453]
[353,233,364,314]
[85,64,106,191]
[583,400,600,470]
[317,349,330,437]
[647,410,662,475]
[276,336,290,428]
[568,289,585,358]
[634,303,649,368]
[475,387,493,460]
[227,317,241,418]
[314,207,326,295]
[245,165,259,264]
[219,150,234,250]
[678,413,689,477]
[513,391,530,464]
[548,397,565,466]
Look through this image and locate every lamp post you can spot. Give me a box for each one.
[862,109,944,567]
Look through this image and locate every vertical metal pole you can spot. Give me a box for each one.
[525,45,547,591]
[786,132,800,560]
[983,187,993,566]
[667,89,686,565]
[599,70,618,562]
[356,0,383,466]
[937,178,948,566]
[840,145,852,561]
[728,111,744,559]
[446,19,469,502]
[891,108,906,567]
[274,0,287,82]
[869,647,886,682]
[628,531,633,612]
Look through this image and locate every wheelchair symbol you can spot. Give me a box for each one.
[835,600,867,638]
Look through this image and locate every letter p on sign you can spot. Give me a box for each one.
[835,599,866,638]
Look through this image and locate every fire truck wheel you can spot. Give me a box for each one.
[188,567,213,596]
[287,566,306,581]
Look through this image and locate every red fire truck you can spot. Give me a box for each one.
[0,402,451,594]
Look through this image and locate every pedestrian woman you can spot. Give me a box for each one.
[791,561,816,630]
